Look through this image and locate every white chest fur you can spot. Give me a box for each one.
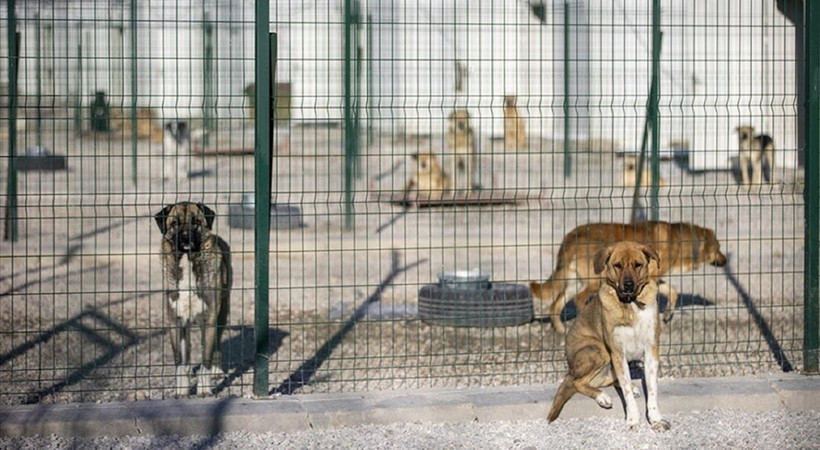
[613,303,657,361]
[171,257,206,321]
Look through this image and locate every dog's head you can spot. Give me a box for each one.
[164,121,191,144]
[734,125,755,142]
[594,241,660,304]
[410,151,443,176]
[702,227,728,267]
[448,109,472,133]
[154,202,216,254]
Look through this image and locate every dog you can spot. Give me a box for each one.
[530,221,727,334]
[404,151,450,202]
[154,202,232,396]
[503,95,527,151]
[734,125,775,187]
[163,121,191,182]
[547,241,670,432]
[446,109,477,190]
[623,155,666,187]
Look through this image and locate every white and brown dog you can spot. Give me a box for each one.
[734,125,775,187]
[547,241,670,432]
[446,109,477,191]
[163,121,191,182]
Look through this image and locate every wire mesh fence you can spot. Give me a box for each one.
[0,0,812,405]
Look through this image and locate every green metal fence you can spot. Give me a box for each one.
[0,0,817,405]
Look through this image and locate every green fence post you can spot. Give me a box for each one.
[343,0,358,230]
[253,0,274,395]
[130,0,138,186]
[203,15,215,146]
[804,0,820,374]
[4,4,18,243]
[649,0,661,221]
[563,1,571,178]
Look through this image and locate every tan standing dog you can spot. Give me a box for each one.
[155,202,232,396]
[530,221,727,334]
[446,109,477,190]
[623,155,666,187]
[547,241,670,432]
[404,151,450,201]
[734,125,775,187]
[503,95,527,151]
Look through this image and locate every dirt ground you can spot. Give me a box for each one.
[0,122,807,405]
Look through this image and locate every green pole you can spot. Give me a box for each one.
[130,0,138,186]
[3,4,18,242]
[35,14,42,148]
[804,0,820,374]
[343,0,356,229]
[203,15,214,146]
[253,0,274,395]
[649,0,661,221]
[563,1,571,178]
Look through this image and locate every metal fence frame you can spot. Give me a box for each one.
[0,0,817,404]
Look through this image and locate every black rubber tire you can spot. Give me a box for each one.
[228,203,304,230]
[418,283,533,328]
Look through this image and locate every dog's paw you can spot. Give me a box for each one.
[651,419,671,432]
[595,392,612,409]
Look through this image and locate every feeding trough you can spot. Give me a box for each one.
[228,193,305,230]
[418,269,533,327]
[15,146,67,171]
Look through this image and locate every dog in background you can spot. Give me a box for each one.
[404,151,450,201]
[547,241,670,432]
[446,109,477,191]
[734,125,775,187]
[623,154,666,187]
[530,221,727,334]
[163,121,191,182]
[155,202,232,396]
[503,95,527,151]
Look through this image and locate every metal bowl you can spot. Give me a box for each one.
[437,269,491,291]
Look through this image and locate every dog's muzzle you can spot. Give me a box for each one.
[170,229,201,254]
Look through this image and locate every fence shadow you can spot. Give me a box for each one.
[0,306,160,404]
[723,260,793,372]
[271,250,425,395]
[214,325,289,395]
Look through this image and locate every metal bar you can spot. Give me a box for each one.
[4,7,19,242]
[203,15,214,146]
[649,0,661,221]
[804,0,820,374]
[563,1,571,178]
[130,0,138,186]
[253,0,274,395]
[343,0,356,229]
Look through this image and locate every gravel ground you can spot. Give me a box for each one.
[2,409,818,449]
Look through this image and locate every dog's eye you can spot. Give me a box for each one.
[613,263,623,270]
[634,263,643,269]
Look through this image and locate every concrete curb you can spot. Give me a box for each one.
[1,374,817,437]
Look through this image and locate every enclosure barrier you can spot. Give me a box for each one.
[0,0,816,405]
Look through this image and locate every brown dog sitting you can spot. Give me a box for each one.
[404,151,450,202]
[503,95,527,151]
[547,241,670,432]
[446,109,477,191]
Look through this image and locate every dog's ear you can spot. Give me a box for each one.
[593,245,613,275]
[198,203,216,229]
[154,204,175,234]
[409,152,419,161]
[641,244,661,271]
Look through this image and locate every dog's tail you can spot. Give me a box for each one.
[529,257,571,302]
[547,375,577,423]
